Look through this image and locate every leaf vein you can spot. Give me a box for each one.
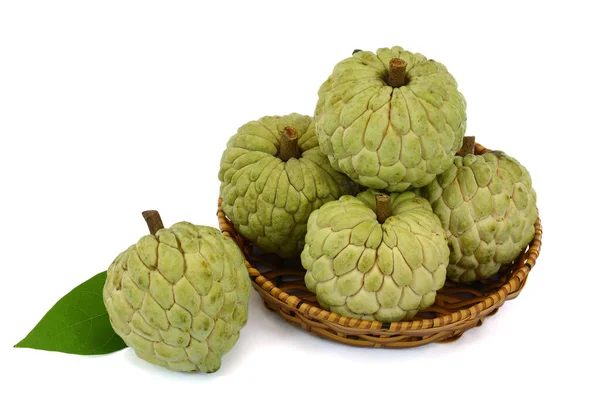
[43,313,108,337]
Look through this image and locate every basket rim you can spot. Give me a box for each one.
[217,142,542,334]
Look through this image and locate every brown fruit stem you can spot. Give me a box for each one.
[352,49,363,55]
[375,194,391,224]
[279,126,300,161]
[142,210,164,235]
[457,136,475,157]
[388,58,407,87]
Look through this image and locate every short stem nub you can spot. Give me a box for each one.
[457,136,476,157]
[388,58,407,87]
[279,126,300,162]
[142,210,164,235]
[375,194,391,224]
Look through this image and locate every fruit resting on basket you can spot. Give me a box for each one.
[315,46,467,192]
[219,113,358,258]
[300,190,449,321]
[103,211,251,373]
[419,148,538,282]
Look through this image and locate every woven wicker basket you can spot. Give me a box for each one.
[217,143,542,348]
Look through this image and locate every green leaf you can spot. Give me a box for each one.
[15,271,127,355]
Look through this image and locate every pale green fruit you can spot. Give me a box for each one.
[301,189,449,322]
[103,223,251,373]
[315,46,466,192]
[420,151,537,283]
[219,113,358,258]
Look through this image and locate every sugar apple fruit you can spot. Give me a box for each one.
[315,46,467,192]
[219,113,357,258]
[301,190,449,321]
[420,151,538,282]
[103,211,251,373]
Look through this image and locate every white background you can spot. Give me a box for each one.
[1,1,598,403]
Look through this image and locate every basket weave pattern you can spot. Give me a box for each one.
[217,143,542,348]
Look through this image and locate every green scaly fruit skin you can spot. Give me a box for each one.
[420,151,538,283]
[103,224,251,373]
[219,113,358,258]
[301,189,449,322]
[315,46,467,192]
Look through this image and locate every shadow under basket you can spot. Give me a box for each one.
[217,143,543,348]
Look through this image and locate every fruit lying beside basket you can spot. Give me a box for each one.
[103,211,251,372]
